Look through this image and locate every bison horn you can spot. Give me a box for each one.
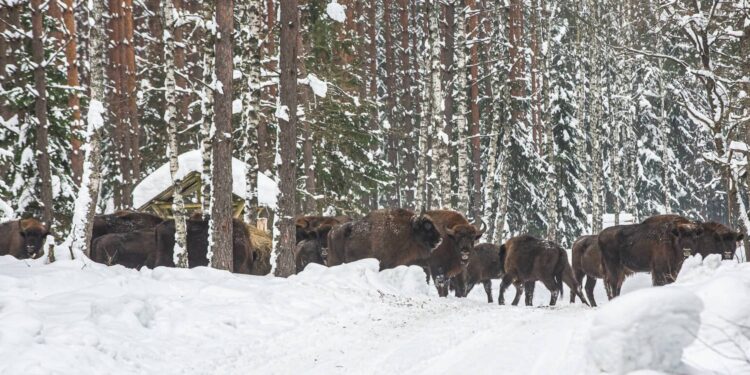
[295,218,309,229]
[472,218,487,237]
[445,225,456,236]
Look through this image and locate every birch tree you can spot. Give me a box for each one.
[164,0,188,268]
[240,0,263,221]
[454,1,470,213]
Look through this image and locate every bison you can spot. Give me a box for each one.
[295,215,351,246]
[90,230,157,269]
[92,210,164,241]
[569,234,630,307]
[295,238,325,273]
[326,208,441,270]
[0,218,48,259]
[423,210,485,297]
[154,216,255,274]
[599,215,702,298]
[692,221,744,260]
[455,243,503,302]
[498,235,588,306]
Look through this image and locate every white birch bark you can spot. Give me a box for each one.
[415,1,432,210]
[454,1,470,213]
[589,0,603,233]
[429,0,449,207]
[164,0,188,268]
[241,0,262,222]
[69,0,105,257]
[200,7,215,220]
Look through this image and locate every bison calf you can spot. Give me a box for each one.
[499,235,588,306]
[456,243,503,303]
[90,230,157,269]
[0,218,48,260]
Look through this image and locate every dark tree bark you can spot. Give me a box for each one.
[210,0,235,271]
[31,0,55,226]
[63,0,83,185]
[468,0,482,221]
[274,0,298,277]
[399,0,416,205]
[123,0,140,201]
[297,20,316,214]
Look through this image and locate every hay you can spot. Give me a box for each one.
[248,224,272,275]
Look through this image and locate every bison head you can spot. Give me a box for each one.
[445,219,486,265]
[670,222,703,259]
[295,239,324,273]
[697,222,744,260]
[411,214,441,252]
[19,219,48,259]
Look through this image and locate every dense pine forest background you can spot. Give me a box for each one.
[1,0,749,263]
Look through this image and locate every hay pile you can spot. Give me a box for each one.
[248,224,272,275]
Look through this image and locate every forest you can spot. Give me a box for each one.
[1,0,749,275]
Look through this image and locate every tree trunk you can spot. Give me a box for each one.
[164,0,188,268]
[467,0,481,221]
[384,0,400,207]
[442,2,455,207]
[429,0,449,207]
[258,0,276,177]
[242,0,263,221]
[297,24,316,214]
[366,0,379,210]
[123,0,139,205]
[589,0,603,234]
[70,0,106,257]
[454,1,470,213]
[31,0,55,227]
[274,0,298,277]
[399,0,416,205]
[63,0,83,185]
[209,0,235,272]
[200,4,215,218]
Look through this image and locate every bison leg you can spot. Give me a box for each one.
[523,281,535,306]
[571,269,585,303]
[483,280,493,303]
[585,276,597,307]
[511,282,525,306]
[498,274,514,305]
[453,275,468,298]
[541,277,559,306]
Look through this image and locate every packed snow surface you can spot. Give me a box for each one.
[0,254,748,374]
[132,150,279,210]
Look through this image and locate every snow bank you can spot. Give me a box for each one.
[587,288,703,373]
[587,255,750,374]
[326,1,346,23]
[132,150,279,210]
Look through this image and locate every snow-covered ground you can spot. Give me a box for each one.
[0,253,748,375]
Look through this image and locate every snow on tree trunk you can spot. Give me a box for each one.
[454,2,469,213]
[164,0,188,268]
[428,0,449,208]
[30,0,54,227]
[658,67,671,214]
[589,0,603,234]
[398,0,417,206]
[274,0,298,277]
[241,0,262,222]
[415,0,432,210]
[69,0,106,257]
[200,4,216,219]
[63,0,83,185]
[209,0,235,272]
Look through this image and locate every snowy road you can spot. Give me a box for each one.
[0,255,746,375]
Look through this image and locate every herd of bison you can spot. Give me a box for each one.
[0,208,744,307]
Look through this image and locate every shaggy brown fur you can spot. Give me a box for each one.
[499,235,588,306]
[154,217,255,274]
[0,218,48,259]
[326,208,441,270]
[92,210,163,242]
[295,239,325,273]
[90,230,157,269]
[599,215,702,298]
[295,215,352,246]
[456,243,503,303]
[423,210,485,297]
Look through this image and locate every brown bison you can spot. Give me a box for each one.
[90,230,157,269]
[455,243,503,302]
[599,215,703,298]
[92,210,164,241]
[498,235,588,306]
[692,222,743,260]
[326,208,441,270]
[570,234,630,307]
[0,218,49,259]
[295,215,351,246]
[424,210,486,297]
[154,216,255,274]
[295,238,325,273]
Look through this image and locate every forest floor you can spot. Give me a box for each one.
[0,253,747,375]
